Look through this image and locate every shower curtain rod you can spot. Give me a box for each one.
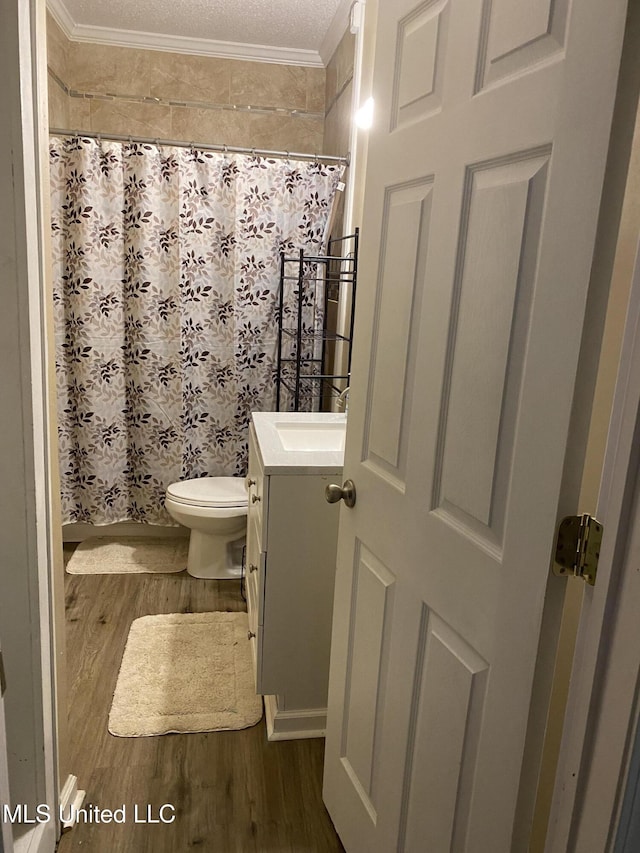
[49,128,350,166]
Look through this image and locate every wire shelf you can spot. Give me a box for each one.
[276,230,359,412]
[279,376,349,401]
[281,328,351,342]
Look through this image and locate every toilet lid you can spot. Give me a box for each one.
[166,477,248,508]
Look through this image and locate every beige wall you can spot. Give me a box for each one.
[46,14,326,153]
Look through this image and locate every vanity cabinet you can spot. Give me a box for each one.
[246,417,343,740]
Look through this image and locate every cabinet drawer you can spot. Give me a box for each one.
[248,632,259,693]
[246,516,265,622]
[247,583,266,694]
[247,424,268,547]
[247,565,258,635]
[246,548,265,628]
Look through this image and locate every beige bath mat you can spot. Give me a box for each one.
[66,537,188,574]
[108,612,262,736]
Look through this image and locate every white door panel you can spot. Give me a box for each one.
[324,0,627,850]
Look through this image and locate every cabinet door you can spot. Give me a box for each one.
[259,474,340,705]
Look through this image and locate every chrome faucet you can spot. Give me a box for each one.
[336,386,350,413]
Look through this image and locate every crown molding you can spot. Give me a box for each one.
[319,0,355,65]
[47,0,75,37]
[46,0,324,67]
[67,26,324,66]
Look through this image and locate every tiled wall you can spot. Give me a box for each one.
[47,14,70,128]
[321,29,356,408]
[324,29,355,159]
[46,14,329,154]
[324,28,356,239]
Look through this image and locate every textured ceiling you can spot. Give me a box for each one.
[61,0,343,51]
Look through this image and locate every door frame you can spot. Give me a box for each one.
[0,0,58,850]
[1,644,14,853]
[546,234,640,852]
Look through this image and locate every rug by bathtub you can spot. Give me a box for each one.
[65,537,188,574]
[108,611,262,736]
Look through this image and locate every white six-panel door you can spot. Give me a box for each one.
[323,0,628,850]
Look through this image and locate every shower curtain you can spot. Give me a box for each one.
[50,136,344,525]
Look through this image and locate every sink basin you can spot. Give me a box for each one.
[274,421,346,452]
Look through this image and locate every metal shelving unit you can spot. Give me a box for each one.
[275,230,358,412]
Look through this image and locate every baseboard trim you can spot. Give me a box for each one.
[59,774,86,832]
[264,695,327,741]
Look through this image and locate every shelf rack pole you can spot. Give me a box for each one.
[347,228,360,377]
[276,252,286,410]
[320,238,332,413]
[294,249,305,411]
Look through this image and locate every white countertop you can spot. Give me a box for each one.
[251,411,346,475]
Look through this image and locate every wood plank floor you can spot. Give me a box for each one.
[57,548,345,853]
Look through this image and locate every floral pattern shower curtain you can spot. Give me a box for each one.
[50,136,343,525]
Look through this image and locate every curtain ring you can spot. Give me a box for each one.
[128,135,133,145]
[251,148,256,158]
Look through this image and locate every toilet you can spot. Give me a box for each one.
[165,477,248,579]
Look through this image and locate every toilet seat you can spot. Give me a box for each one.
[166,476,248,508]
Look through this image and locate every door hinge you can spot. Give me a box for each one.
[553,514,603,586]
[0,650,5,697]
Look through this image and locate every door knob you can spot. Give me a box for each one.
[325,479,356,508]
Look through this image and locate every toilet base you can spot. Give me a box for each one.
[186,529,245,579]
